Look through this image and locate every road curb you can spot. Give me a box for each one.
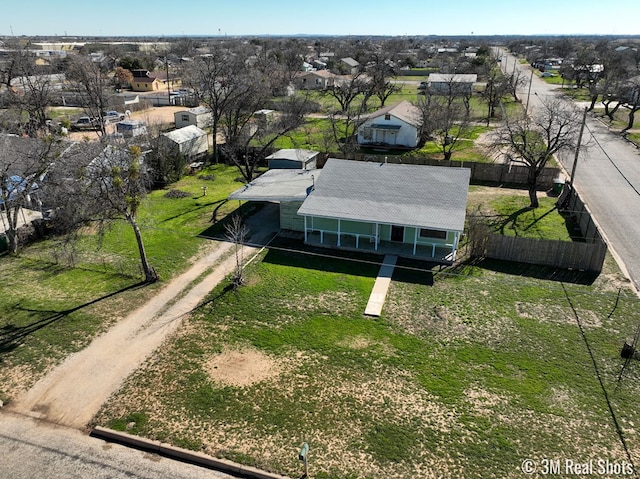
[90,427,291,479]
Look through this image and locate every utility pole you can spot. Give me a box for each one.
[524,68,534,117]
[569,107,589,185]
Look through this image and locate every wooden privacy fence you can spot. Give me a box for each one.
[343,154,561,189]
[469,234,607,272]
[469,186,608,273]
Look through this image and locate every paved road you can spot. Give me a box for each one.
[498,49,640,291]
[0,412,231,479]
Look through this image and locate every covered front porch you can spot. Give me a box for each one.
[302,216,459,263]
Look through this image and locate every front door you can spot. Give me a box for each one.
[391,225,404,242]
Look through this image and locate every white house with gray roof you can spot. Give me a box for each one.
[357,101,422,148]
[297,159,470,261]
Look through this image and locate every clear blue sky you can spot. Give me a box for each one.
[5,0,640,37]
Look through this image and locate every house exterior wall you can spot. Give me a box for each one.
[268,158,317,170]
[302,215,458,259]
[358,116,419,148]
[280,201,305,231]
[131,79,160,92]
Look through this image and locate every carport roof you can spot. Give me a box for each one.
[228,169,320,202]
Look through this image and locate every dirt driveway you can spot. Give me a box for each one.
[8,204,280,429]
[66,106,185,142]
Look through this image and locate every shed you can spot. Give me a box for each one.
[174,106,212,129]
[116,120,147,138]
[267,149,319,170]
[160,125,208,159]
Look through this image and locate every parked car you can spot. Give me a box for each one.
[418,81,428,90]
[102,110,126,123]
[71,117,98,131]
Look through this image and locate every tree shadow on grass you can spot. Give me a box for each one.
[159,198,227,224]
[454,256,598,285]
[0,281,147,357]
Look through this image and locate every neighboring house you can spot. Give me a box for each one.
[294,70,336,90]
[130,69,162,92]
[341,57,360,74]
[174,106,212,129]
[267,149,319,170]
[427,73,477,96]
[357,101,422,149]
[228,168,320,231]
[160,125,208,159]
[116,120,147,138]
[129,69,177,92]
[297,159,471,262]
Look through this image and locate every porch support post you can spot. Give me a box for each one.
[452,231,460,261]
[413,227,418,255]
[304,215,308,242]
[337,218,341,246]
[375,223,379,251]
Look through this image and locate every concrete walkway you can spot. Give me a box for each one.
[364,255,397,317]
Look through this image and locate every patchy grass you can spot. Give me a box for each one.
[94,239,640,478]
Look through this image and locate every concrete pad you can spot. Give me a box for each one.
[364,255,397,317]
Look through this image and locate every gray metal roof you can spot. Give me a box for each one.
[162,125,206,144]
[297,159,470,232]
[228,169,321,202]
[266,149,319,162]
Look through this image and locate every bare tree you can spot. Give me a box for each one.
[222,93,312,182]
[224,214,248,288]
[65,56,114,138]
[619,76,640,133]
[417,92,473,162]
[0,134,60,253]
[181,48,249,163]
[482,66,513,125]
[324,71,371,113]
[493,97,583,208]
[366,53,401,107]
[57,143,159,282]
[1,48,54,136]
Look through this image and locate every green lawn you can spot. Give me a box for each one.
[0,164,246,400]
[466,188,575,241]
[94,238,640,479]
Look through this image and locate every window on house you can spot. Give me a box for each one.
[363,128,372,140]
[420,228,447,239]
[182,115,189,122]
[384,114,391,120]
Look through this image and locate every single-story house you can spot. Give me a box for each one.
[427,73,477,96]
[129,69,178,92]
[297,159,470,261]
[228,169,320,231]
[357,101,422,148]
[174,106,212,129]
[294,70,336,90]
[160,125,208,159]
[267,149,319,170]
